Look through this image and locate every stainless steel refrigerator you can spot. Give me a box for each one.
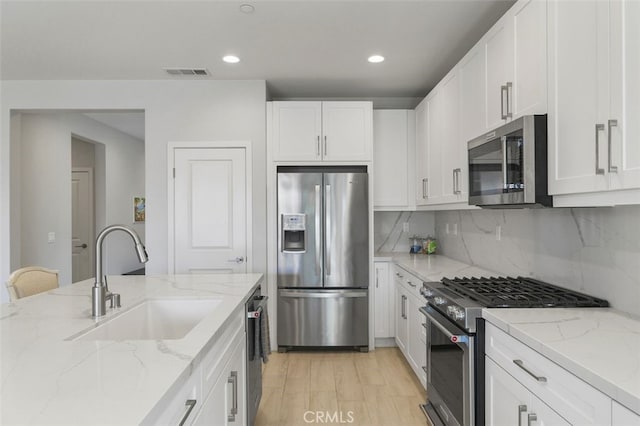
[277,166,369,350]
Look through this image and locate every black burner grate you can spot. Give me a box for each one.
[441,276,609,308]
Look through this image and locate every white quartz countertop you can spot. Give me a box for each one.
[374,252,497,282]
[0,273,263,425]
[483,308,640,415]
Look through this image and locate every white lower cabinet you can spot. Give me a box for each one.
[612,401,640,425]
[485,321,611,426]
[393,265,426,389]
[143,308,246,426]
[486,356,569,426]
[374,261,394,339]
[193,328,246,425]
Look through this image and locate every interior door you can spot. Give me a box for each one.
[173,147,247,274]
[71,168,94,282]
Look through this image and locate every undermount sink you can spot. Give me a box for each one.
[71,298,222,341]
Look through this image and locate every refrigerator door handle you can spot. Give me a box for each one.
[279,290,367,298]
[315,184,321,277]
[325,184,331,276]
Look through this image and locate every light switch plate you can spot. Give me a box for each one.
[48,232,56,243]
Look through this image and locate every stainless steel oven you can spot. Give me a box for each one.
[421,305,475,426]
[467,115,551,207]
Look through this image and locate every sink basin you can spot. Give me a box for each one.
[72,298,222,341]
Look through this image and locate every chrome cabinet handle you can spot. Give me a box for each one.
[453,168,462,194]
[179,399,197,426]
[421,178,427,199]
[506,82,513,118]
[513,359,547,382]
[407,281,416,288]
[608,119,618,173]
[395,272,404,278]
[422,366,428,373]
[375,269,379,288]
[228,371,238,422]
[518,405,527,426]
[315,185,321,277]
[595,124,605,175]
[501,84,508,120]
[528,413,537,426]
[316,136,320,157]
[401,295,407,319]
[74,243,88,249]
[324,135,327,156]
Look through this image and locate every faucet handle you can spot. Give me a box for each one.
[110,293,121,309]
[104,275,109,292]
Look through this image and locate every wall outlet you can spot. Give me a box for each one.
[48,232,56,243]
[496,225,502,241]
[445,223,450,235]
[453,223,458,236]
[403,222,410,233]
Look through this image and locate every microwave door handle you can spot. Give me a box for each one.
[502,136,508,190]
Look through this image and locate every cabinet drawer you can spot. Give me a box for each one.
[143,364,202,426]
[485,322,611,425]
[393,266,422,297]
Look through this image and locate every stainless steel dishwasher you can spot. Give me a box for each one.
[246,287,268,426]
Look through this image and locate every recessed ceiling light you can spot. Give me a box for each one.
[239,4,255,14]
[223,55,240,64]
[368,55,385,63]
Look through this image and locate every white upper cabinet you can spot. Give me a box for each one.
[485,0,547,130]
[272,101,323,161]
[415,98,430,206]
[271,101,372,162]
[548,0,640,203]
[373,110,415,210]
[459,46,487,144]
[425,88,443,203]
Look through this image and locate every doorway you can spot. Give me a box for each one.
[71,167,94,282]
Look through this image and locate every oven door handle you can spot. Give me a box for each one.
[247,295,268,318]
[420,306,470,347]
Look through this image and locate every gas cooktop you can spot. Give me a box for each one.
[421,276,609,333]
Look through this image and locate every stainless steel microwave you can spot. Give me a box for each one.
[467,115,552,207]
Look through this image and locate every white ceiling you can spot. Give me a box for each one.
[1,0,514,99]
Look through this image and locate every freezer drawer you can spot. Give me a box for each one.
[278,289,368,347]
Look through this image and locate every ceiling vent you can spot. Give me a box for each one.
[164,68,210,76]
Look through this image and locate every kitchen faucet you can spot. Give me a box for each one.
[92,224,148,318]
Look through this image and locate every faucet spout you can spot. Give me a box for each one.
[92,224,148,318]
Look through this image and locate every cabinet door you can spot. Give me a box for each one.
[609,0,640,191]
[439,69,465,203]
[272,102,322,161]
[426,90,443,202]
[486,357,531,426]
[459,46,487,143]
[374,262,391,338]
[548,0,609,195]
[530,395,571,426]
[407,294,427,388]
[394,281,408,354]
[373,110,409,208]
[415,98,429,206]
[322,102,372,161]
[193,334,246,426]
[612,401,640,425]
[485,15,514,130]
[512,0,547,118]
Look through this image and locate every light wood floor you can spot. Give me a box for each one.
[255,347,429,426]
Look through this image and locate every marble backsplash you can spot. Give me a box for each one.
[374,211,435,253]
[435,206,640,317]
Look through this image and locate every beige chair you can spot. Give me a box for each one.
[6,266,59,301]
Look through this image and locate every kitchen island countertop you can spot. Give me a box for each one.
[483,307,640,416]
[0,273,263,425]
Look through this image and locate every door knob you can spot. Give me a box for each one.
[228,256,245,264]
[74,243,88,249]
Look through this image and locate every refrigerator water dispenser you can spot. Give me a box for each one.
[281,214,306,252]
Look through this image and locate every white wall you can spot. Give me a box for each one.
[0,80,267,303]
[435,207,640,317]
[13,112,145,287]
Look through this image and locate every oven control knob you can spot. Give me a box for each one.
[434,296,447,306]
[447,306,466,320]
[421,288,434,298]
